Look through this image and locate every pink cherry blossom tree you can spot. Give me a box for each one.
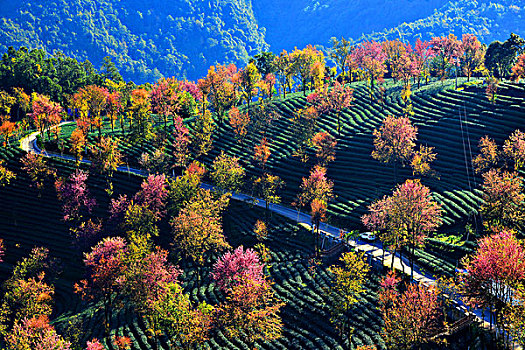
[458,230,525,330]
[55,170,97,222]
[362,179,442,280]
[352,41,386,88]
[212,246,264,292]
[75,237,128,334]
[412,39,435,88]
[6,316,71,350]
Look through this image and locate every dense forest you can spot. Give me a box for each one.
[367,0,525,44]
[0,0,524,83]
[0,0,267,83]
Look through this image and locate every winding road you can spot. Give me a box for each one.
[20,122,432,282]
[20,122,517,347]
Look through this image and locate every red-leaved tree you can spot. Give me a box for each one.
[372,115,418,181]
[172,115,191,168]
[362,179,442,280]
[458,230,525,331]
[352,41,386,88]
[295,165,334,208]
[512,53,525,82]
[311,131,337,166]
[379,273,444,349]
[6,316,71,350]
[212,246,264,292]
[229,106,250,142]
[55,170,97,222]
[214,248,284,347]
[75,237,128,334]
[307,81,353,135]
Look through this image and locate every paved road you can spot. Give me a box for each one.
[21,123,517,347]
[20,122,433,282]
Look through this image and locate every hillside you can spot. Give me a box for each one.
[0,73,522,348]
[253,0,450,51]
[1,0,524,83]
[0,78,507,347]
[0,0,268,83]
[37,77,525,278]
[256,0,525,52]
[367,0,525,44]
[0,148,388,349]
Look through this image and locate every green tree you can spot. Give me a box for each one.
[330,36,354,78]
[154,282,214,350]
[250,51,277,77]
[210,151,245,194]
[485,33,525,78]
[329,251,370,340]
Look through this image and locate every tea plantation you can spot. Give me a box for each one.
[4,78,523,349]
[43,78,525,278]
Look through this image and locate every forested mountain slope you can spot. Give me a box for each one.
[255,0,525,53]
[367,0,525,44]
[0,0,524,83]
[252,0,450,51]
[0,0,268,83]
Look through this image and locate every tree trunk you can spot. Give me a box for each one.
[316,224,321,257]
[391,248,397,270]
[303,79,307,96]
[455,63,459,89]
[104,295,110,335]
[400,249,405,275]
[46,123,51,141]
[410,242,415,282]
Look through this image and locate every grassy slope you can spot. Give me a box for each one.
[202,78,525,275]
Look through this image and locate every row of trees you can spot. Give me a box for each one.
[0,32,524,350]
[0,47,122,105]
[1,33,522,172]
[329,33,525,86]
